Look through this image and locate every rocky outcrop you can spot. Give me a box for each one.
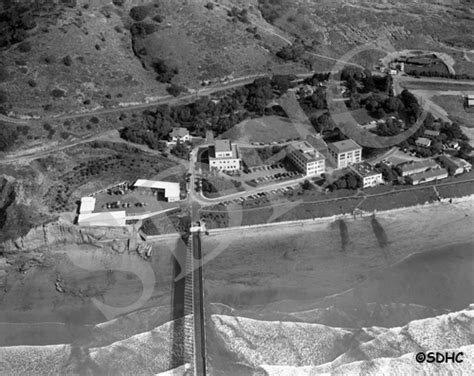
[1,219,133,252]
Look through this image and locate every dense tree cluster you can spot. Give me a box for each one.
[170,141,189,159]
[166,84,187,97]
[303,72,331,86]
[257,0,288,23]
[329,173,361,191]
[0,4,36,49]
[121,76,288,148]
[407,70,474,80]
[227,7,249,23]
[276,42,305,61]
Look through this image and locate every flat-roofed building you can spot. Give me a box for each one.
[287,141,326,177]
[209,139,241,171]
[350,162,383,188]
[466,94,474,109]
[407,168,448,185]
[79,197,96,214]
[328,139,362,169]
[133,180,181,202]
[424,129,440,139]
[400,159,440,176]
[78,211,126,227]
[415,137,432,148]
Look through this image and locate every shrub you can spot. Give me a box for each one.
[151,58,178,83]
[0,124,18,151]
[15,59,27,66]
[0,90,8,104]
[129,6,149,21]
[17,41,31,53]
[130,22,159,37]
[51,88,66,98]
[90,117,99,124]
[41,55,55,64]
[0,66,8,82]
[153,14,164,23]
[205,2,214,10]
[166,84,187,97]
[112,0,125,6]
[62,55,73,66]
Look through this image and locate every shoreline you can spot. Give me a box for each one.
[203,193,474,237]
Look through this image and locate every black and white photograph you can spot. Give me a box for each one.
[0,0,473,375]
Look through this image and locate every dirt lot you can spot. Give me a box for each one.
[223,116,302,143]
[431,95,474,127]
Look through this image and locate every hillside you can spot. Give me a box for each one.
[0,0,300,118]
[257,0,474,72]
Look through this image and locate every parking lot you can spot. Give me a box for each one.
[244,162,302,186]
[93,189,180,216]
[216,184,300,207]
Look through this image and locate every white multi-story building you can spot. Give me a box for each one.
[350,162,383,188]
[209,139,241,171]
[328,139,362,169]
[287,141,326,177]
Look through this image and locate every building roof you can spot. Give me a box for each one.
[210,140,239,159]
[80,197,96,213]
[415,137,432,147]
[439,154,472,170]
[133,180,180,198]
[170,127,189,138]
[215,139,232,153]
[400,159,439,174]
[409,168,448,182]
[78,211,126,226]
[468,98,474,107]
[351,162,381,178]
[288,141,325,162]
[329,139,361,153]
[424,130,440,137]
[306,135,328,152]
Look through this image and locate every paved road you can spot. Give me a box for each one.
[201,176,474,214]
[0,75,269,125]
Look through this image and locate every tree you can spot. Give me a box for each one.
[62,55,72,66]
[276,43,305,61]
[271,75,294,93]
[0,124,18,151]
[171,140,188,159]
[301,180,311,190]
[166,84,187,97]
[346,174,360,189]
[316,113,336,133]
[129,6,149,21]
[151,58,178,83]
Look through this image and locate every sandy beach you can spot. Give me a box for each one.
[202,196,474,311]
